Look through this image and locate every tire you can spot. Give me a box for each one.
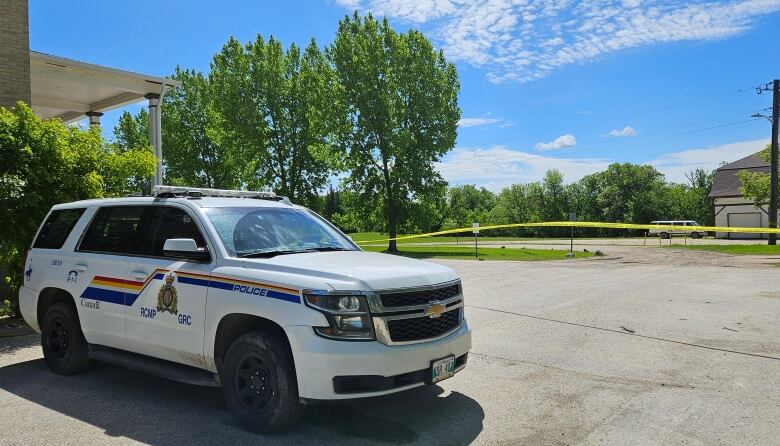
[221,330,304,433]
[660,232,670,239]
[690,232,702,239]
[41,302,91,374]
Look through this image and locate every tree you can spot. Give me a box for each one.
[738,144,776,207]
[685,167,714,225]
[328,13,460,251]
[0,103,155,313]
[113,109,155,194]
[210,36,339,206]
[162,67,239,189]
[443,185,496,230]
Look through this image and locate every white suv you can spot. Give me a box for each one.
[19,186,471,433]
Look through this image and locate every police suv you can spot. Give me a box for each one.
[19,186,471,433]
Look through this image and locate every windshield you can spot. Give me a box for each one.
[204,207,356,257]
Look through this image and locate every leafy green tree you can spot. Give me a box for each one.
[113,109,155,194]
[684,168,714,225]
[738,145,775,207]
[328,13,460,251]
[162,67,239,189]
[0,103,155,313]
[114,109,150,152]
[443,185,496,230]
[210,36,339,206]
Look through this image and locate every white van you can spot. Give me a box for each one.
[648,220,706,239]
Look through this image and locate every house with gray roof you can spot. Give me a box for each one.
[709,153,776,239]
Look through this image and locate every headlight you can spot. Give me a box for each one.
[304,292,374,340]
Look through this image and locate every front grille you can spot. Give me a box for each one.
[380,283,460,307]
[386,308,461,342]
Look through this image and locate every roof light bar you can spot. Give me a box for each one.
[152,185,277,199]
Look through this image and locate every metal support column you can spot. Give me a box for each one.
[146,92,163,189]
[85,111,103,128]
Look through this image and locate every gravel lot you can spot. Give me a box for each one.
[1,247,779,445]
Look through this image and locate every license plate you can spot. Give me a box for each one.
[431,356,456,383]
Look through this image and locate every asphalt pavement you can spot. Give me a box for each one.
[1,246,778,445]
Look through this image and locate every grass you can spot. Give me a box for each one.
[361,244,594,261]
[668,244,780,255]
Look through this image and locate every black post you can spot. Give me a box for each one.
[770,79,779,245]
[570,225,574,253]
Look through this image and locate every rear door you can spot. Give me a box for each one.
[74,205,150,348]
[124,204,213,368]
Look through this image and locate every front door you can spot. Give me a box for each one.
[124,205,213,368]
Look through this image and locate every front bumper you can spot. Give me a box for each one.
[285,319,471,400]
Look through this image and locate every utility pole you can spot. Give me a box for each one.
[755,80,779,245]
[771,80,779,246]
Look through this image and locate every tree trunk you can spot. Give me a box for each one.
[387,208,398,253]
[382,156,398,253]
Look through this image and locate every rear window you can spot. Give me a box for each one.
[79,206,149,255]
[33,208,86,249]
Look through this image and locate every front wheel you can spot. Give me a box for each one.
[660,232,670,239]
[690,232,702,239]
[41,302,91,374]
[221,330,303,433]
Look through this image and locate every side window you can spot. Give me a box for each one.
[144,207,207,258]
[33,208,86,249]
[79,206,150,255]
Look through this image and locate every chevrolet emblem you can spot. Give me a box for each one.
[424,303,445,319]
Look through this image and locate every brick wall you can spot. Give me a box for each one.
[0,0,31,109]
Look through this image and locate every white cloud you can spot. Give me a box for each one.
[435,138,768,191]
[436,145,610,191]
[649,138,769,183]
[458,116,503,128]
[535,134,576,151]
[335,0,456,23]
[337,0,780,83]
[607,126,637,137]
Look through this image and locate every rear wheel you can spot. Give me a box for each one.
[221,330,303,433]
[41,302,91,374]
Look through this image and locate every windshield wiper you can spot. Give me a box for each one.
[236,249,305,258]
[236,246,349,258]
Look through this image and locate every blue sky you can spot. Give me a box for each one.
[29,0,780,190]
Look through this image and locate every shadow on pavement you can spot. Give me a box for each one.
[0,332,38,356]
[0,357,484,445]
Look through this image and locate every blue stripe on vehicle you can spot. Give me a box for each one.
[124,293,141,307]
[81,287,126,305]
[177,275,210,287]
[207,280,235,291]
[82,273,301,306]
[265,290,301,303]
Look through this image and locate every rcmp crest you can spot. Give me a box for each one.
[157,273,179,315]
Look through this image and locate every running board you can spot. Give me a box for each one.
[88,345,221,387]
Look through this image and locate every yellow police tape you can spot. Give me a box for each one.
[356,221,780,243]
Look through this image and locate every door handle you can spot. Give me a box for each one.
[130,271,148,281]
[73,264,88,273]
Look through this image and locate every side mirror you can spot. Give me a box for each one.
[163,238,210,261]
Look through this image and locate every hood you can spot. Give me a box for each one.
[241,250,458,291]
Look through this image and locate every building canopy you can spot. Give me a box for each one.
[29,51,179,123]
